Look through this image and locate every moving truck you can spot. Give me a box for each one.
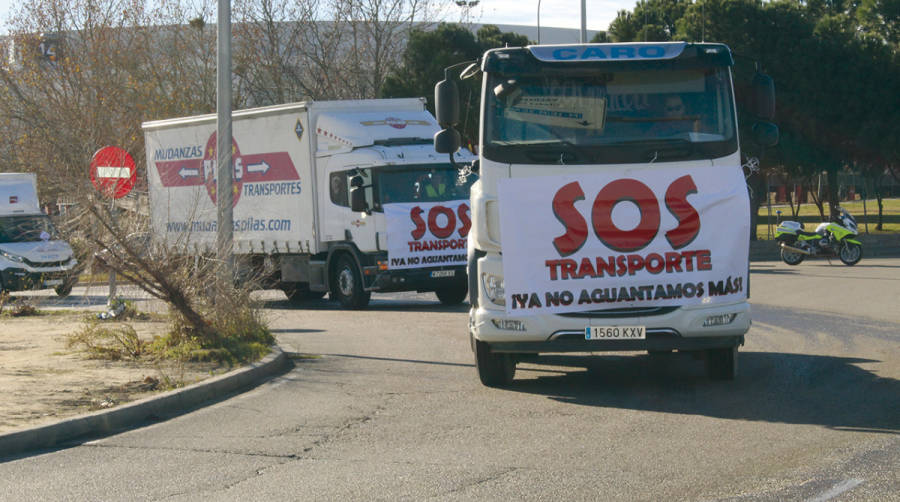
[0,173,78,296]
[145,98,475,308]
[433,42,779,385]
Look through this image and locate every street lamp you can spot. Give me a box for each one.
[454,0,479,24]
[537,1,585,44]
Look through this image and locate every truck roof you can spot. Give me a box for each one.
[0,173,41,216]
[314,109,439,153]
[141,98,429,131]
[484,42,734,70]
[142,98,440,152]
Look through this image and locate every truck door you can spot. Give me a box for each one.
[320,160,377,251]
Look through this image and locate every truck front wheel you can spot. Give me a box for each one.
[435,282,467,305]
[331,255,370,309]
[474,339,515,387]
[706,346,738,380]
[55,280,75,297]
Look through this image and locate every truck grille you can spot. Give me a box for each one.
[557,306,680,319]
[24,258,71,268]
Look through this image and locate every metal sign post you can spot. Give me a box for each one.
[108,199,117,304]
[90,146,136,307]
[217,0,234,293]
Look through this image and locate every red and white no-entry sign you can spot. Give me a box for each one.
[90,146,137,199]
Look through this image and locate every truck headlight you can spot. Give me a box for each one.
[0,249,25,263]
[703,313,737,327]
[481,273,505,306]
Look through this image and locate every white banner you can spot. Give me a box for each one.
[384,200,470,269]
[498,165,749,315]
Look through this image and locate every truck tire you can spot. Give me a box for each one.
[435,282,467,305]
[474,339,515,387]
[706,346,738,380]
[331,255,370,309]
[55,281,74,297]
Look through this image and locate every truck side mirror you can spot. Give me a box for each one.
[434,128,461,154]
[349,175,368,212]
[434,74,461,155]
[434,77,459,128]
[752,72,775,120]
[752,121,779,147]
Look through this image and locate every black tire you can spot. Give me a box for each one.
[435,282,467,305]
[54,282,73,297]
[706,346,738,380]
[780,247,804,265]
[282,284,326,305]
[474,339,515,387]
[330,255,371,309]
[839,242,862,266]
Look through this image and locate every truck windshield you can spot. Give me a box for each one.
[375,165,475,210]
[484,66,737,164]
[0,215,59,243]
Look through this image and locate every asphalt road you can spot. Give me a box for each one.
[1,259,898,501]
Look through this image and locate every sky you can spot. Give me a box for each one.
[0,0,638,33]
[460,0,635,32]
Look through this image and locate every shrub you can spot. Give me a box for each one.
[66,321,145,360]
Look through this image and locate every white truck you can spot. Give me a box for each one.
[0,173,79,297]
[145,98,475,308]
[434,42,779,385]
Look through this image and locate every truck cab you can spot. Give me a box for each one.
[0,174,78,297]
[434,42,778,385]
[315,139,476,307]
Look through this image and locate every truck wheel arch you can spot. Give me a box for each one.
[325,244,365,293]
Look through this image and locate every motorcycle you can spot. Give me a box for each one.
[774,207,863,266]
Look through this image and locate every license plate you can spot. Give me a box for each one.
[585,326,646,340]
[430,270,455,278]
[44,279,64,286]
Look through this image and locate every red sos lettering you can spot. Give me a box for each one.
[552,175,699,256]
[410,203,471,240]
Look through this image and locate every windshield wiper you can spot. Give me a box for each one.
[645,139,694,162]
[516,140,592,164]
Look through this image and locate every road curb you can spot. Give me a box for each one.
[0,346,288,459]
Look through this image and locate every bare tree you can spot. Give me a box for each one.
[231,0,446,102]
[0,0,259,344]
[0,0,451,347]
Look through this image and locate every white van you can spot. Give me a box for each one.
[0,173,78,296]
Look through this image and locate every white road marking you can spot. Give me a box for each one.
[806,478,864,502]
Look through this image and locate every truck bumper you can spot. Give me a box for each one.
[366,265,467,293]
[470,302,748,354]
[1,267,74,292]
[469,251,749,353]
